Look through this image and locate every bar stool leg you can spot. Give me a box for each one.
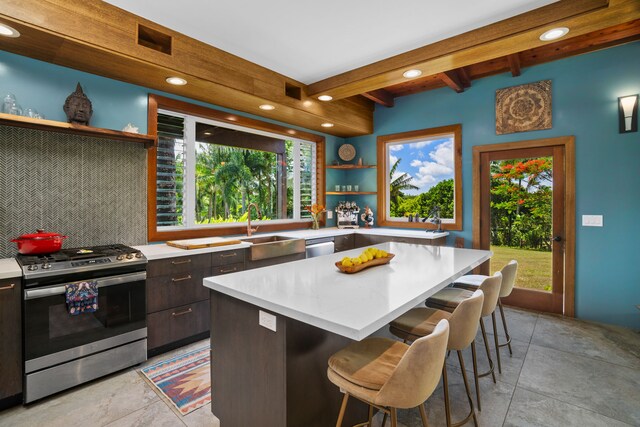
[498,299,513,355]
[442,364,452,427]
[479,318,496,383]
[418,402,429,427]
[367,405,374,426]
[457,350,479,427]
[381,412,388,427]
[390,408,398,427]
[470,341,481,411]
[491,312,502,373]
[336,393,349,427]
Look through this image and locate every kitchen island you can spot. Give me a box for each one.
[204,242,491,427]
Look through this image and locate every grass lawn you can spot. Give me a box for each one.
[489,245,552,291]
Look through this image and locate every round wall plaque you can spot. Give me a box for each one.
[338,143,356,162]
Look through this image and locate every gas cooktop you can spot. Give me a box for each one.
[16,244,146,278]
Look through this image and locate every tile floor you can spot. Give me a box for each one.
[1,307,638,427]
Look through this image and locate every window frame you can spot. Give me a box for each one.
[376,124,462,231]
[147,94,325,242]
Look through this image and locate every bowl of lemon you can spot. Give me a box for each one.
[335,247,395,274]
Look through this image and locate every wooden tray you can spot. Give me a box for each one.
[166,237,242,250]
[335,253,395,274]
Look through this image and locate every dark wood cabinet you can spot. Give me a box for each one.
[0,277,22,408]
[148,300,210,350]
[354,233,446,248]
[146,249,246,355]
[334,234,355,252]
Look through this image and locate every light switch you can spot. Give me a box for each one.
[259,310,277,332]
[582,215,603,227]
[327,211,333,219]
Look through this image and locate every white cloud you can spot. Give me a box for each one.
[389,154,398,166]
[408,139,434,149]
[389,144,403,152]
[407,140,454,193]
[410,159,422,167]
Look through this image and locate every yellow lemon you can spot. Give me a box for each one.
[380,250,388,257]
[341,257,350,264]
[359,254,368,263]
[366,252,374,261]
[374,251,383,259]
[352,258,362,266]
[342,259,353,267]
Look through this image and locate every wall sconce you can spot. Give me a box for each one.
[618,94,638,133]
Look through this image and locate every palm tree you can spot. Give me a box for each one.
[389,158,418,216]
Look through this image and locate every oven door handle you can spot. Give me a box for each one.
[24,272,147,300]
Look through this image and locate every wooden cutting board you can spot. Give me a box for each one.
[166,237,242,250]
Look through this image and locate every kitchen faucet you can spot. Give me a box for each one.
[422,205,443,233]
[247,203,260,236]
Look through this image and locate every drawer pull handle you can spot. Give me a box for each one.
[171,274,192,282]
[171,259,192,265]
[172,308,193,317]
[220,253,237,258]
[0,283,15,291]
[220,268,237,273]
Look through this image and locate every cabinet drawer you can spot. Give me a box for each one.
[147,300,210,350]
[147,254,211,278]
[212,262,245,276]
[146,269,210,313]
[212,249,245,266]
[334,234,355,252]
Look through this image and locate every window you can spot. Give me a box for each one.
[148,95,325,241]
[377,124,462,230]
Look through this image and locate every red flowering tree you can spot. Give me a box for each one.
[490,158,553,250]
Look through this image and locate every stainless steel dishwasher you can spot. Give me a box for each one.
[305,237,335,258]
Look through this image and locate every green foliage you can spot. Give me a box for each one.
[389,158,418,216]
[490,158,553,251]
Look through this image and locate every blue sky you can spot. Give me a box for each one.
[388,136,454,195]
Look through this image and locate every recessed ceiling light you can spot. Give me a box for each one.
[287,129,297,135]
[321,123,334,128]
[0,23,20,38]
[204,131,212,136]
[403,69,422,78]
[165,76,187,85]
[318,95,333,101]
[539,27,569,41]
[259,104,275,110]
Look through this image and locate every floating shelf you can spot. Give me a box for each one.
[0,112,156,148]
[326,191,377,195]
[326,165,376,169]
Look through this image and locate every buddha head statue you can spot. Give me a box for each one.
[63,83,93,126]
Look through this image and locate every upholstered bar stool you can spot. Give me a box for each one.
[390,291,484,427]
[327,319,450,427]
[425,273,502,411]
[453,261,518,369]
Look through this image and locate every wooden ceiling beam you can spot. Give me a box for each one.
[362,89,395,108]
[508,54,522,77]
[307,0,640,100]
[0,0,374,137]
[457,67,472,88]
[438,71,465,93]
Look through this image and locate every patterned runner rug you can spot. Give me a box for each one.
[140,346,211,415]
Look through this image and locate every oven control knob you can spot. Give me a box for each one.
[116,254,125,261]
[42,263,51,269]
[28,264,38,271]
[126,253,134,259]
[134,252,143,258]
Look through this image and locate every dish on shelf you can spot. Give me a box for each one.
[338,143,356,161]
[335,253,395,274]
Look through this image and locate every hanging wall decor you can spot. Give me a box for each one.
[496,80,552,135]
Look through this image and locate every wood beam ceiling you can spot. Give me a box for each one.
[307,0,640,100]
[507,54,522,77]
[362,89,395,108]
[438,71,465,93]
[0,0,374,137]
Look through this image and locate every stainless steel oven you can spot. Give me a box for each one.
[18,244,148,403]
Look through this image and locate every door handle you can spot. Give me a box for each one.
[552,236,562,242]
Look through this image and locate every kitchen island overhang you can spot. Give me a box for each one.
[204,242,492,426]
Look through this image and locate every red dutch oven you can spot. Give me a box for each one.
[11,229,68,255]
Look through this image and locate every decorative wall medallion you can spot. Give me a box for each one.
[338,143,356,161]
[496,80,552,135]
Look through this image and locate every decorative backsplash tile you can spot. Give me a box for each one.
[0,125,147,258]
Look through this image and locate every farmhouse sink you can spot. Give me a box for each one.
[240,235,306,261]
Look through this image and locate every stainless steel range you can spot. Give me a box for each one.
[17,244,148,403]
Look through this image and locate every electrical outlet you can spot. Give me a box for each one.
[259,310,277,332]
[582,215,603,227]
[327,211,333,219]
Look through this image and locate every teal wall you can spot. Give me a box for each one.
[345,41,640,329]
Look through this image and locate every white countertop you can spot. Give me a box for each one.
[0,258,22,279]
[135,227,448,260]
[204,242,490,340]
